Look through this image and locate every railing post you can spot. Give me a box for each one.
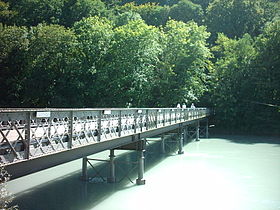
[68,111,73,149]
[25,112,31,159]
[139,110,143,132]
[118,110,122,137]
[134,110,137,133]
[163,109,166,126]
[191,109,194,119]
[169,109,172,124]
[155,110,158,128]
[179,109,182,122]
[97,110,102,142]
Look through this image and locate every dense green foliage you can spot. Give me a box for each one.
[0,0,279,134]
[169,0,203,24]
[211,17,280,133]
[206,0,279,39]
[153,20,211,106]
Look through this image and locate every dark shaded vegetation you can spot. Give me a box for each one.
[0,0,279,135]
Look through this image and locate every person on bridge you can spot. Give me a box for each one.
[191,103,195,109]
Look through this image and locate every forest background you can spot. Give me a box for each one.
[0,0,279,135]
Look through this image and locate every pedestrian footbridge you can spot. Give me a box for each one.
[0,107,210,182]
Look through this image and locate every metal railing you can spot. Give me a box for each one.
[0,108,209,165]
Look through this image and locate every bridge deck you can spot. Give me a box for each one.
[0,108,210,179]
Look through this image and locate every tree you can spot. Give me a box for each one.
[254,18,280,105]
[0,24,29,107]
[118,0,179,6]
[169,0,204,25]
[8,0,65,26]
[133,3,170,26]
[191,0,213,9]
[152,20,211,107]
[206,0,275,39]
[21,24,82,107]
[61,0,106,27]
[0,1,17,25]
[114,11,142,26]
[115,2,170,26]
[73,16,114,107]
[251,18,280,132]
[101,20,162,107]
[210,33,257,130]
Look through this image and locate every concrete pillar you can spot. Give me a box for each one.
[107,149,116,183]
[178,128,184,154]
[196,121,200,141]
[81,157,88,181]
[136,149,146,185]
[161,134,165,154]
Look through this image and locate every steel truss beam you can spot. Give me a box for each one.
[0,108,210,179]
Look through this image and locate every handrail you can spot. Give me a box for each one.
[0,107,208,112]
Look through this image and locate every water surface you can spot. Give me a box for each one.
[7,136,280,210]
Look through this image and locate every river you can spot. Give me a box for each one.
[7,136,280,210]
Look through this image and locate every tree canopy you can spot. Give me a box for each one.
[0,0,279,135]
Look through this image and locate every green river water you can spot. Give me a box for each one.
[7,136,280,210]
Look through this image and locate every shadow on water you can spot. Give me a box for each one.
[212,134,280,145]
[12,137,181,210]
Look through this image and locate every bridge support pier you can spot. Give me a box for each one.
[136,141,146,185]
[107,149,116,183]
[81,157,88,181]
[178,128,184,155]
[196,121,200,141]
[161,134,165,154]
[183,126,188,143]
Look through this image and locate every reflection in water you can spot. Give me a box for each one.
[8,136,280,210]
